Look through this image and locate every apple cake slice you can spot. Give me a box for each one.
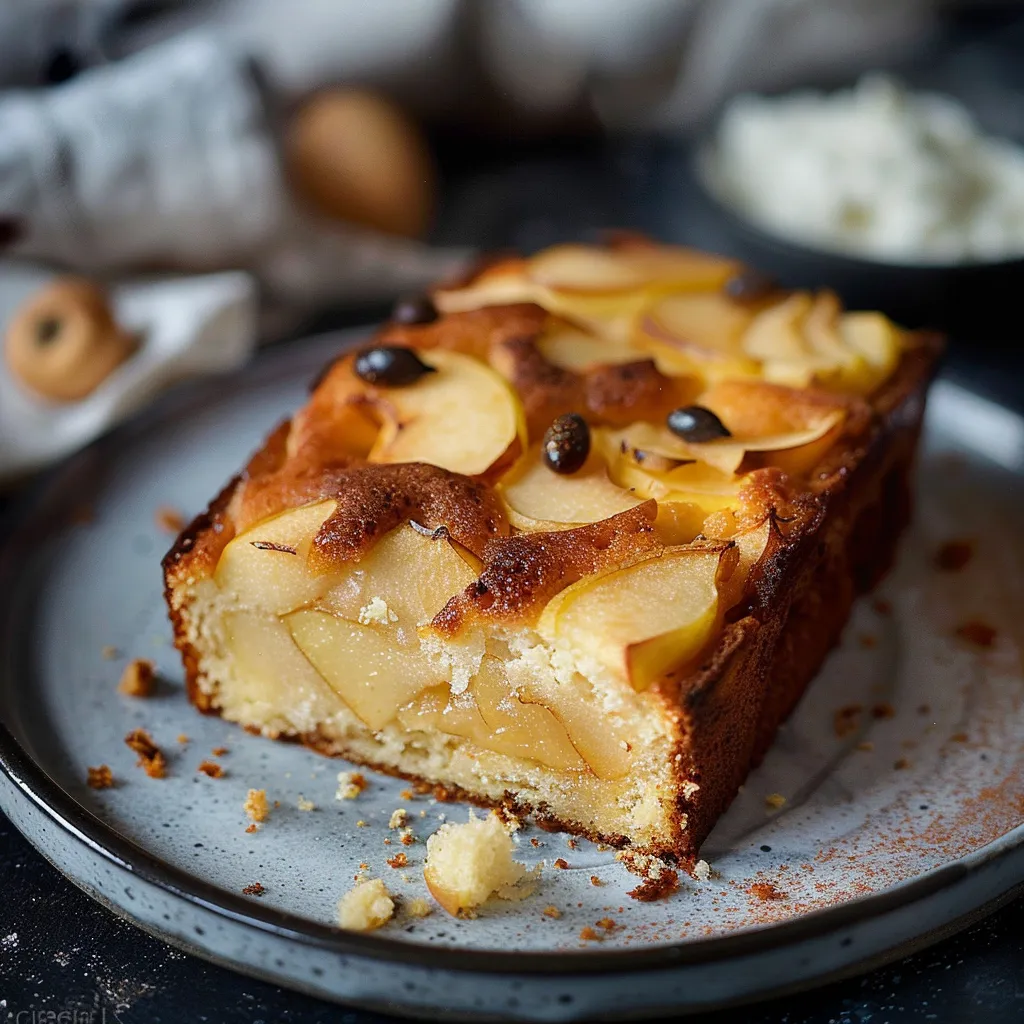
[164,237,941,864]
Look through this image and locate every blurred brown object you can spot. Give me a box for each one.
[4,276,138,402]
[285,88,435,238]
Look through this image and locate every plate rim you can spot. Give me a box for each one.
[2,329,1023,979]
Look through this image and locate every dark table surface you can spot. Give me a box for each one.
[5,14,1024,1020]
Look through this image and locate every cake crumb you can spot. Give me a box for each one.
[297,795,316,812]
[935,539,974,572]
[337,879,394,932]
[579,927,602,942]
[387,852,409,869]
[590,875,604,886]
[86,765,114,790]
[335,771,366,800]
[833,704,862,738]
[765,793,787,811]
[358,597,398,626]
[871,702,895,720]
[596,917,618,931]
[749,882,786,902]
[399,789,414,800]
[553,858,569,870]
[894,757,911,770]
[406,897,432,919]
[118,659,155,698]
[950,732,969,743]
[101,645,119,660]
[530,838,541,848]
[628,870,679,902]
[389,808,409,829]
[177,734,190,745]
[212,746,229,757]
[566,838,579,850]
[155,506,186,533]
[856,740,875,752]
[244,788,269,822]
[543,905,562,919]
[400,827,416,846]
[124,729,166,778]
[197,760,224,778]
[956,620,997,649]
[693,859,712,882]
[423,811,540,918]
[242,882,266,897]
[356,820,368,828]
[245,824,258,834]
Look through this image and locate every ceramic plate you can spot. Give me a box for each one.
[2,331,1023,1021]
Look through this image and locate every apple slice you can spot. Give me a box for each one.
[369,348,526,478]
[604,444,742,516]
[222,610,342,726]
[215,500,338,616]
[840,312,901,387]
[528,245,649,294]
[318,523,479,634]
[537,325,650,372]
[538,546,731,692]
[599,416,844,477]
[472,657,587,771]
[286,609,446,730]
[640,292,755,355]
[498,448,642,531]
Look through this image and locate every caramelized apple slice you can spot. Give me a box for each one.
[529,243,737,295]
[498,448,642,531]
[369,349,526,478]
[840,312,901,387]
[539,546,732,692]
[318,523,479,635]
[639,292,754,355]
[286,610,445,730]
[215,500,338,616]
[606,450,742,516]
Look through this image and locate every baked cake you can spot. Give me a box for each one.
[164,237,941,864]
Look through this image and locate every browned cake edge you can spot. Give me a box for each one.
[163,333,942,866]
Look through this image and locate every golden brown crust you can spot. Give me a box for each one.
[309,462,510,568]
[431,501,660,635]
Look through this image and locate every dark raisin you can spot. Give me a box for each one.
[667,406,731,442]
[35,317,63,346]
[391,294,439,326]
[354,345,436,386]
[542,413,590,475]
[724,268,777,303]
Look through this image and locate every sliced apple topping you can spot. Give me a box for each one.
[499,447,642,531]
[317,523,479,637]
[538,546,735,692]
[741,291,901,394]
[215,500,338,616]
[632,292,762,382]
[367,348,526,478]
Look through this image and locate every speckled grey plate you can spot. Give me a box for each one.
[2,331,1024,1021]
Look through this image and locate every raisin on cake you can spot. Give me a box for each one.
[164,237,941,864]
